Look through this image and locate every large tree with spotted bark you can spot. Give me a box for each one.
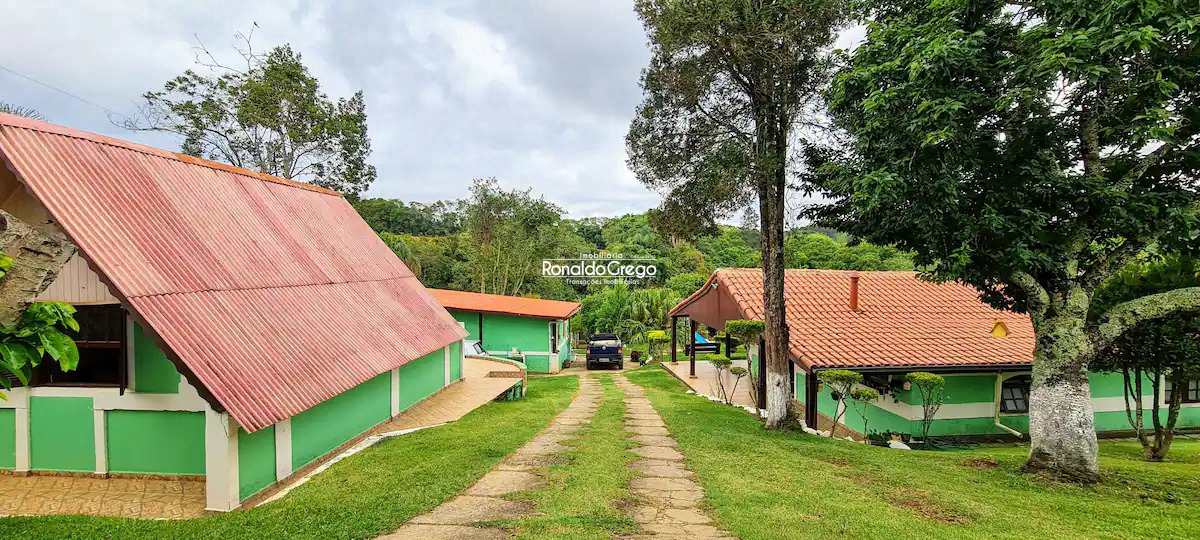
[627,0,846,428]
[805,0,1200,481]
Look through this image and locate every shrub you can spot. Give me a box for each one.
[817,369,863,438]
[905,372,946,444]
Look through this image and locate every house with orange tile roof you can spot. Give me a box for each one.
[0,113,486,511]
[428,288,580,373]
[670,268,1200,439]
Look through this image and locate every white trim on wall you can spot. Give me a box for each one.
[864,373,1200,422]
[390,368,400,417]
[274,418,292,482]
[93,409,107,475]
[444,347,451,386]
[0,379,209,412]
[14,406,29,472]
[204,410,240,512]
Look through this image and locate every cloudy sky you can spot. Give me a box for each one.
[0,1,658,217]
[1,1,861,219]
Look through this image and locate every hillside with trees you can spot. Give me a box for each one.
[353,178,913,343]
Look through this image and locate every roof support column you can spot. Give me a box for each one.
[757,337,767,410]
[205,409,240,512]
[14,403,29,474]
[274,418,292,482]
[669,316,678,364]
[805,369,819,430]
[689,319,697,379]
[93,409,107,476]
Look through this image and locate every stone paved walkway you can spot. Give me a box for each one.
[381,376,602,539]
[615,375,735,540]
[0,475,206,518]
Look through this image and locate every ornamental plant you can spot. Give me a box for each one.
[848,387,881,440]
[725,320,765,404]
[818,369,863,438]
[905,372,946,445]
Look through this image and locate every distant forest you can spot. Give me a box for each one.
[352,179,913,303]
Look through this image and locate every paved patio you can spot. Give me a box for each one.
[0,474,206,519]
[662,360,756,409]
[376,355,525,432]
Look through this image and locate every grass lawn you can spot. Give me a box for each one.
[626,366,1200,540]
[500,374,638,539]
[0,376,579,539]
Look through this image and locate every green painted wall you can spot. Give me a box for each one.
[399,347,447,411]
[450,310,480,340]
[106,410,204,474]
[238,426,276,500]
[291,372,392,470]
[449,340,463,381]
[29,397,94,472]
[134,323,180,393]
[523,354,552,374]
[0,409,13,469]
[482,314,548,355]
[798,370,1200,437]
[557,319,572,364]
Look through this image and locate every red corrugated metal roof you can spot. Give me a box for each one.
[671,268,1034,371]
[0,113,466,432]
[429,288,581,320]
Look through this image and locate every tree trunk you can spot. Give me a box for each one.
[1023,313,1100,483]
[0,211,75,326]
[761,114,791,429]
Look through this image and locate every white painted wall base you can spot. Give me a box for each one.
[274,418,292,482]
[13,406,29,473]
[93,409,107,475]
[204,410,240,512]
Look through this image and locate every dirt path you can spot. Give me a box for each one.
[380,376,602,539]
[615,375,735,540]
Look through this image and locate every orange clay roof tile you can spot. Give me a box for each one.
[671,268,1034,370]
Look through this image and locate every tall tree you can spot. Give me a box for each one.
[127,33,377,197]
[807,0,1200,480]
[627,0,845,427]
[462,178,581,296]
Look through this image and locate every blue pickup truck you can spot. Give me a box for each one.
[585,333,623,370]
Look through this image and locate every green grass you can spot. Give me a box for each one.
[0,376,579,539]
[501,375,638,539]
[626,366,1200,540]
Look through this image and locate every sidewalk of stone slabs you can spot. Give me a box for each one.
[616,375,736,540]
[381,377,603,539]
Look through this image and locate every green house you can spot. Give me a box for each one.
[0,114,470,511]
[671,268,1200,439]
[430,288,579,374]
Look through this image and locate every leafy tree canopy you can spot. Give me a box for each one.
[805,0,1200,479]
[128,34,377,197]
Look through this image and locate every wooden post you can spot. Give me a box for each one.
[724,333,732,359]
[805,369,819,429]
[670,315,678,364]
[689,319,697,378]
[756,337,766,410]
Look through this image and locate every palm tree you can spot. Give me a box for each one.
[0,102,44,120]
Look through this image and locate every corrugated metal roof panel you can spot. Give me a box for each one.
[0,113,466,432]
